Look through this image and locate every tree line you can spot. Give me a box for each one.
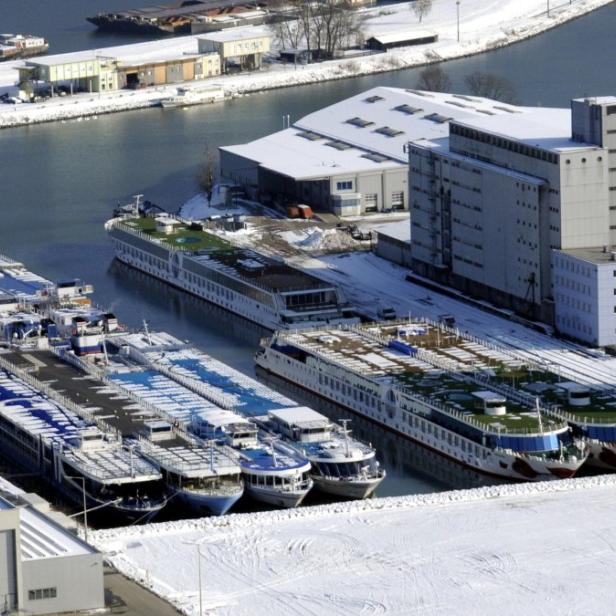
[415,65,517,103]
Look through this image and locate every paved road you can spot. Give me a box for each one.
[104,565,180,615]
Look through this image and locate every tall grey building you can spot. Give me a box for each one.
[409,96,616,345]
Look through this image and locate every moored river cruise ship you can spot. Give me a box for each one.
[105,210,358,331]
[256,320,591,481]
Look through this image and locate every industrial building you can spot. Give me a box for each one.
[365,30,438,51]
[374,220,412,267]
[220,87,517,216]
[0,496,104,615]
[17,28,270,94]
[408,94,616,346]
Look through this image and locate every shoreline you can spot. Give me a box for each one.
[0,0,613,130]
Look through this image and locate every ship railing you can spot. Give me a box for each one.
[414,347,552,412]
[394,384,569,436]
[144,358,237,410]
[547,407,616,426]
[137,437,240,475]
[0,353,121,440]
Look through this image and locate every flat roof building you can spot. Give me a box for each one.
[220,87,517,216]
[0,496,104,615]
[408,94,616,346]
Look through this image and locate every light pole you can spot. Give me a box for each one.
[456,1,461,43]
[197,543,203,616]
[66,475,88,543]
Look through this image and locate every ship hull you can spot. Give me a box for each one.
[311,473,385,499]
[256,351,587,483]
[176,486,244,516]
[244,484,310,508]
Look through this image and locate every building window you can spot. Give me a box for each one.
[336,180,353,191]
[29,588,57,601]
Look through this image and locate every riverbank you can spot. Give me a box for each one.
[92,474,616,615]
[0,0,613,129]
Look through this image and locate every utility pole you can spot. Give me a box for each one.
[456,1,461,42]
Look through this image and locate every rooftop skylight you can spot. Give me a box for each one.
[362,153,389,163]
[394,104,423,115]
[325,140,352,151]
[423,113,452,124]
[346,117,375,128]
[375,126,404,137]
[364,95,384,103]
[297,130,323,141]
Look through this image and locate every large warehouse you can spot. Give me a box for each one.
[219,87,516,216]
[0,496,104,614]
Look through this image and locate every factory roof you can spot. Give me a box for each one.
[198,26,270,43]
[453,108,600,152]
[366,29,437,45]
[221,87,535,179]
[374,220,411,243]
[0,498,95,560]
[25,34,210,68]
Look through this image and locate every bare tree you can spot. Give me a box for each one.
[416,65,451,92]
[412,0,433,23]
[196,142,217,203]
[464,71,517,103]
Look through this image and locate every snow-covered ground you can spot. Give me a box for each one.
[92,474,616,616]
[1,0,613,128]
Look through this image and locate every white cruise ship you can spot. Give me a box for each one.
[105,210,358,330]
[256,321,589,482]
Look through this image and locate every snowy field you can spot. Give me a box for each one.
[92,474,616,616]
[1,0,614,128]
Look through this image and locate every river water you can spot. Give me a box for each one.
[1,2,614,498]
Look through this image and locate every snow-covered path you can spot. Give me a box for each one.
[1,0,614,128]
[92,475,616,616]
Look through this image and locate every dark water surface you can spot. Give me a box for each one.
[1,1,614,498]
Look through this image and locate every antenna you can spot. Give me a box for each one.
[340,419,351,457]
[535,397,544,433]
[143,319,153,346]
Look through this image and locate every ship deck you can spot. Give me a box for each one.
[2,350,236,477]
[278,324,575,433]
[118,216,335,293]
[0,367,158,482]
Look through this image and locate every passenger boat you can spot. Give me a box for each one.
[265,409,385,499]
[16,344,245,517]
[0,363,166,522]
[105,205,358,330]
[255,320,589,481]
[111,329,385,499]
[97,341,313,509]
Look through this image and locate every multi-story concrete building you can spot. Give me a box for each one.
[409,95,616,345]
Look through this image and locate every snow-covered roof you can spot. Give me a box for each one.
[222,87,540,180]
[26,34,212,68]
[375,220,411,243]
[198,27,270,43]
[367,29,437,45]
[269,406,329,428]
[0,497,95,559]
[454,108,599,152]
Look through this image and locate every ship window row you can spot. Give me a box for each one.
[405,412,484,458]
[185,261,276,308]
[318,374,378,407]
